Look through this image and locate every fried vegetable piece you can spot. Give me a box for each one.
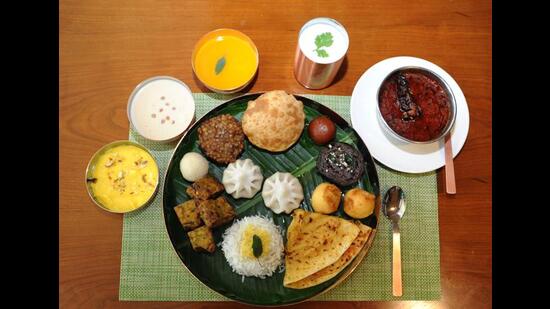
[187,226,216,253]
[198,196,236,228]
[186,175,224,200]
[174,200,203,230]
[213,196,236,225]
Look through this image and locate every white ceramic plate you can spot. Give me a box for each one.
[350,56,470,173]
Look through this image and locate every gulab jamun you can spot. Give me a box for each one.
[308,116,336,145]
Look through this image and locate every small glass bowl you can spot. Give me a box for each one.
[191,28,259,93]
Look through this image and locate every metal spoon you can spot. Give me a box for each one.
[382,186,406,297]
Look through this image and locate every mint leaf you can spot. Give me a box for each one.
[315,32,334,49]
[316,49,329,58]
[215,56,226,75]
[252,235,262,258]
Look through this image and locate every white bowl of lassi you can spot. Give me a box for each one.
[127,76,195,143]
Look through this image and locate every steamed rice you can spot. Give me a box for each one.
[221,215,284,279]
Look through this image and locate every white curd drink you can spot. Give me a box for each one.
[294,18,349,89]
[128,76,195,142]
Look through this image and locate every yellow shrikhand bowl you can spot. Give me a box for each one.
[85,140,159,214]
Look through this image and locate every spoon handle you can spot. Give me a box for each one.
[392,224,403,296]
[444,134,456,194]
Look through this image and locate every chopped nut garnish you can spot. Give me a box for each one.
[105,157,115,167]
[135,157,148,168]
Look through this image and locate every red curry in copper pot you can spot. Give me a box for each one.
[378,69,451,142]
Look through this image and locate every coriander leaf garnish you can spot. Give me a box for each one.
[315,32,334,48]
[215,56,226,75]
[313,32,334,58]
[316,49,329,58]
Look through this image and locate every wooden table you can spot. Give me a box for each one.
[60,0,492,307]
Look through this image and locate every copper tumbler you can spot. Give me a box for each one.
[294,18,349,89]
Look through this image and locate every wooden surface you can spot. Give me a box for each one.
[60,0,492,308]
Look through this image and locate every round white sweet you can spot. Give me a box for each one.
[223,159,263,199]
[179,152,209,182]
[262,172,304,214]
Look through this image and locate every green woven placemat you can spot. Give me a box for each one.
[119,93,441,301]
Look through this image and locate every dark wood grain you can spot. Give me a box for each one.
[60,0,492,308]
